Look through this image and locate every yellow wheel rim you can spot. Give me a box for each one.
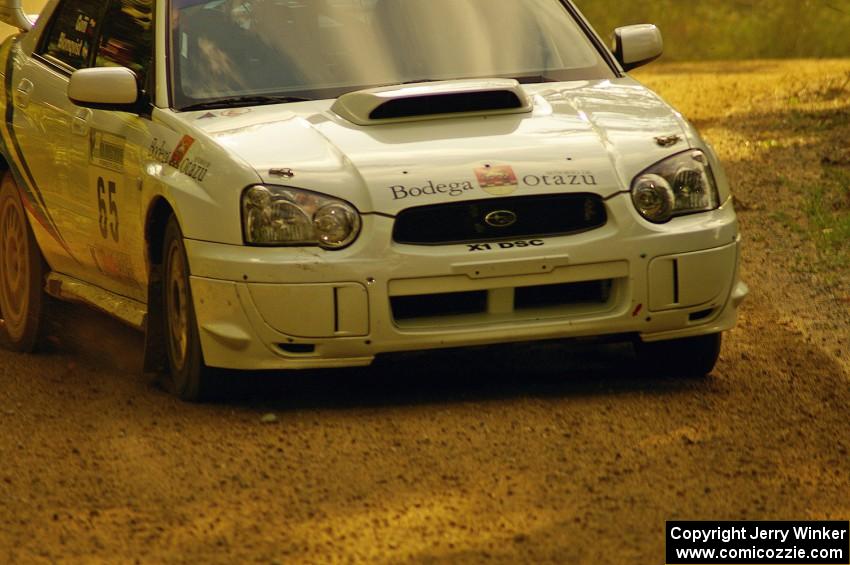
[166,241,190,371]
[0,196,30,341]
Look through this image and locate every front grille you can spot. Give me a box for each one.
[392,290,487,321]
[392,193,607,245]
[389,279,615,325]
[514,280,612,310]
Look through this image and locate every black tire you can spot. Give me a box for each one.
[162,215,212,401]
[0,171,47,352]
[634,333,722,377]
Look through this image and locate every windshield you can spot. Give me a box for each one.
[169,0,614,110]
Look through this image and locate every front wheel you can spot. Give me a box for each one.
[0,172,47,352]
[162,215,213,400]
[634,333,722,377]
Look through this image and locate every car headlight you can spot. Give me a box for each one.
[631,150,720,223]
[242,185,361,249]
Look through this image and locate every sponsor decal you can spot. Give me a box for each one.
[475,165,518,196]
[168,135,195,168]
[467,240,544,252]
[177,155,211,182]
[387,166,600,201]
[196,109,251,120]
[221,108,251,117]
[389,179,474,200]
[522,171,597,187]
[149,136,210,182]
[89,130,125,172]
[148,138,172,163]
[89,246,136,284]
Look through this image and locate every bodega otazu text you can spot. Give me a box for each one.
[670,525,848,544]
[388,171,598,200]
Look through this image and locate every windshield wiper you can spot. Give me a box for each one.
[180,95,312,112]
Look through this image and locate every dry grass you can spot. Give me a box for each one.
[575,1,850,61]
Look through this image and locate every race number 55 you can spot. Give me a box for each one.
[97,176,119,242]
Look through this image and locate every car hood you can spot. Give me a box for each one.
[188,78,690,215]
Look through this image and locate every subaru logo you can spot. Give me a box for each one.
[484,210,518,228]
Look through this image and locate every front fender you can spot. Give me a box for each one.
[143,108,262,245]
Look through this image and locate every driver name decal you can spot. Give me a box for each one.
[57,33,85,57]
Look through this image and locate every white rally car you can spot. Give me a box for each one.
[0,0,747,399]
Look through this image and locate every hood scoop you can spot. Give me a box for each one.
[331,79,532,126]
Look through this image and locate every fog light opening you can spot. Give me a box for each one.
[689,308,715,322]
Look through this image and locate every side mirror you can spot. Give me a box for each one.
[68,67,140,110]
[613,24,663,71]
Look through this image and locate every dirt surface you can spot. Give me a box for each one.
[1,60,849,564]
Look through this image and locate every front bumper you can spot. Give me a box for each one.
[185,195,747,370]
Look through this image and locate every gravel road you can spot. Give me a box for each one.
[1,60,849,564]
[1,291,847,564]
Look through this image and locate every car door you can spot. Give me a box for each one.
[11,0,107,282]
[69,0,154,303]
[12,0,153,303]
